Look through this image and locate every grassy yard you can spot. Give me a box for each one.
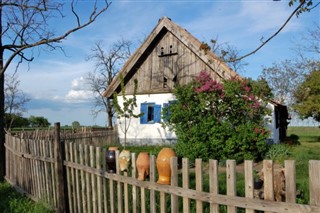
[0,181,53,213]
[286,126,320,203]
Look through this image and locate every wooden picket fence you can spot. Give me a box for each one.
[4,123,320,213]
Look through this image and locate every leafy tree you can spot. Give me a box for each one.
[293,69,320,122]
[246,78,274,101]
[4,74,30,130]
[86,39,132,128]
[0,1,110,180]
[260,60,310,106]
[113,74,142,149]
[4,114,29,129]
[28,116,50,128]
[72,121,81,129]
[163,71,269,162]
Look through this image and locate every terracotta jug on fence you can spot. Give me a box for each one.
[108,146,119,151]
[136,152,150,181]
[119,150,131,172]
[156,147,176,185]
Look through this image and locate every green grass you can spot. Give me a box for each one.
[286,126,320,203]
[287,126,320,142]
[0,181,54,213]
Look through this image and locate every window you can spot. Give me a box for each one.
[163,100,177,122]
[140,103,161,124]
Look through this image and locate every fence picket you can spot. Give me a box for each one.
[209,159,219,213]
[285,160,296,203]
[196,159,203,213]
[264,160,274,213]
[309,160,320,206]
[96,146,103,213]
[149,155,156,213]
[49,137,57,207]
[85,145,92,213]
[227,160,237,213]
[4,131,320,213]
[90,146,97,213]
[79,144,87,212]
[115,150,123,213]
[124,170,129,213]
[109,168,115,213]
[244,160,254,213]
[183,158,190,213]
[171,157,178,213]
[102,148,109,213]
[65,142,73,213]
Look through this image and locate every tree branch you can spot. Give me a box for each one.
[228,0,306,62]
[1,1,111,76]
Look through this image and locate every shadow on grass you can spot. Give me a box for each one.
[284,134,301,145]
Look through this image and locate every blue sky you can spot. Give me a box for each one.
[6,0,320,127]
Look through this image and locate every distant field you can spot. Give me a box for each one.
[287,126,320,142]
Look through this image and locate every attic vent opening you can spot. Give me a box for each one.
[163,77,168,88]
[158,45,178,57]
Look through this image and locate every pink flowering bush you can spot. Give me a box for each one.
[163,71,270,162]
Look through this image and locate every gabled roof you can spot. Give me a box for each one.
[103,16,239,98]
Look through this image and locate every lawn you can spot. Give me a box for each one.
[0,181,53,213]
[286,126,320,203]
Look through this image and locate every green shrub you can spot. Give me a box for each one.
[265,143,291,164]
[163,71,270,162]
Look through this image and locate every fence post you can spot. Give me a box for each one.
[54,122,68,213]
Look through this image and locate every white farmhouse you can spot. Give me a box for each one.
[103,17,289,145]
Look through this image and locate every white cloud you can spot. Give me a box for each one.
[10,1,318,126]
[238,1,301,34]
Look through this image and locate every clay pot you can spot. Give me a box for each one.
[136,152,150,181]
[119,150,131,172]
[156,147,176,185]
[108,146,119,151]
[254,179,263,189]
[106,150,116,173]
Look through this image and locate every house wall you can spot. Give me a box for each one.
[266,103,280,144]
[116,94,281,146]
[116,93,177,145]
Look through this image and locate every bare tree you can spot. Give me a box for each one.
[260,59,314,106]
[207,39,248,73]
[86,39,132,128]
[294,23,320,58]
[4,74,30,130]
[0,0,111,180]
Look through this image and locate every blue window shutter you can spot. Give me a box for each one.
[140,103,148,124]
[154,104,161,123]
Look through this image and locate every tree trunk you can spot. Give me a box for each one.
[0,2,5,181]
[0,72,4,181]
[107,98,113,128]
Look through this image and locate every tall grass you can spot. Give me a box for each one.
[0,181,53,213]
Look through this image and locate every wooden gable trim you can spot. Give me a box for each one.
[103,19,168,98]
[103,16,239,98]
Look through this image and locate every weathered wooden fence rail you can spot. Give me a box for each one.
[4,123,320,213]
